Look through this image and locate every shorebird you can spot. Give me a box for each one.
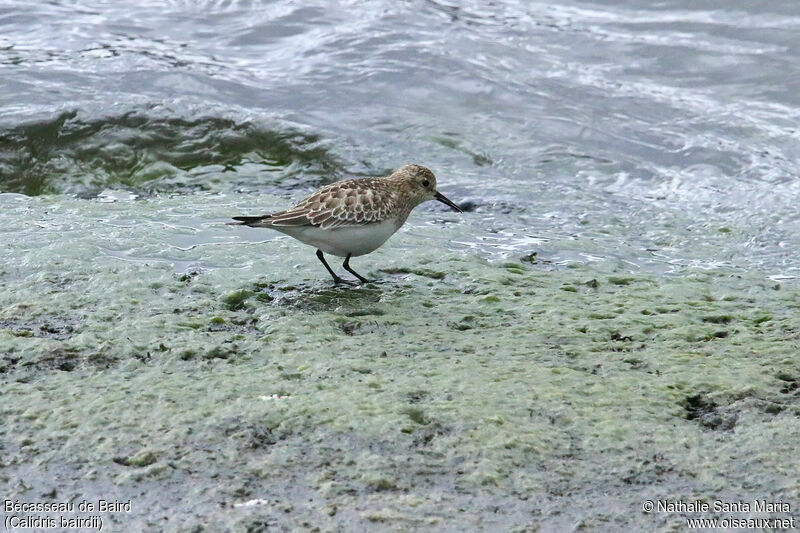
[231,164,463,284]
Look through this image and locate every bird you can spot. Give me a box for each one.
[230,164,463,284]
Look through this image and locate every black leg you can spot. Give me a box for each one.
[343,253,370,283]
[316,250,350,284]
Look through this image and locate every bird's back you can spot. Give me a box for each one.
[232,176,410,230]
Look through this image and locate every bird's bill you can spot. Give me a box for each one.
[435,191,463,213]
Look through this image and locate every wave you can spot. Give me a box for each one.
[0,109,344,196]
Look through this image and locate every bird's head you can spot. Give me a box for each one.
[392,164,463,212]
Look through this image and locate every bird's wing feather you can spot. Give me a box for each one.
[264,178,397,230]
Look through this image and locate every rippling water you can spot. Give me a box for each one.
[3,0,800,278]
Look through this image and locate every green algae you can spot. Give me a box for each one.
[607,276,637,285]
[2,193,800,531]
[114,450,159,468]
[380,267,447,279]
[701,314,734,324]
[0,111,344,196]
[222,290,255,311]
[401,407,429,425]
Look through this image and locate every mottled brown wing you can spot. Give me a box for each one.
[265,178,398,230]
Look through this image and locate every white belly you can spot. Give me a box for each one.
[275,220,399,257]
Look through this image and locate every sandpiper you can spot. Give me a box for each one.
[231,164,463,284]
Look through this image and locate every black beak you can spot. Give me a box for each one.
[435,191,463,213]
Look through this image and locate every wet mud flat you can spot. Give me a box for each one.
[2,196,799,531]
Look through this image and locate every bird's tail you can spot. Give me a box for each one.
[229,215,273,227]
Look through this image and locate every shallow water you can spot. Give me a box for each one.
[2,1,800,531]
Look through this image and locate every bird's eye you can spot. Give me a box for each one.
[422,180,430,187]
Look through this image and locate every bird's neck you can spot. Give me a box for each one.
[392,195,422,229]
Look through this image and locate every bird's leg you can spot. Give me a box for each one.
[342,253,370,283]
[316,250,351,285]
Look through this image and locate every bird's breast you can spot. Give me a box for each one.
[279,219,401,257]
